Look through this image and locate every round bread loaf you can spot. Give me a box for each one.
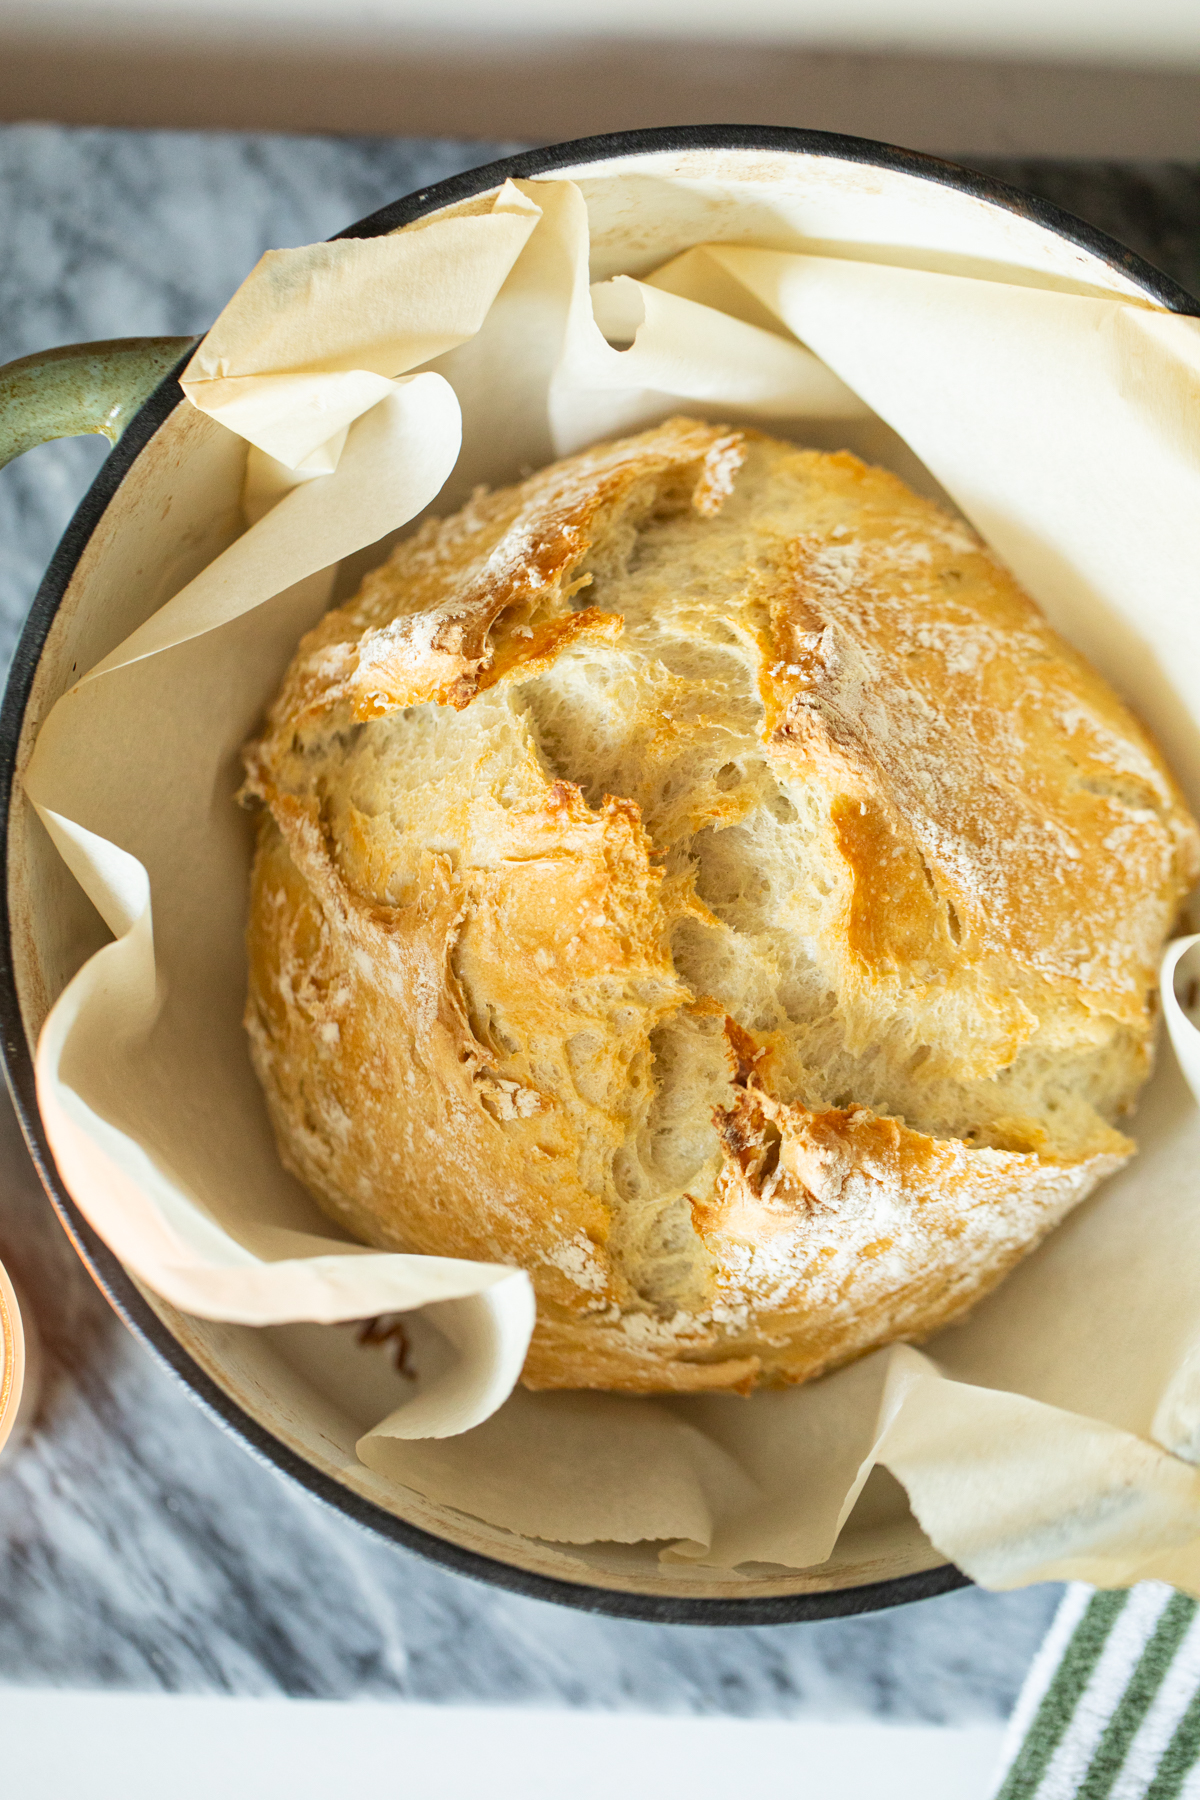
[242,419,1200,1394]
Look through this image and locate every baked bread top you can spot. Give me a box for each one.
[242,419,1200,1393]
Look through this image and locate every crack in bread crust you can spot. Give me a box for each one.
[242,420,1199,1393]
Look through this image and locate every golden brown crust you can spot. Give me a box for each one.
[759,456,1198,1032]
[248,417,745,750]
[692,1087,1127,1382]
[243,420,1199,1394]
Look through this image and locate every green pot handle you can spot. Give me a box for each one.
[0,337,199,471]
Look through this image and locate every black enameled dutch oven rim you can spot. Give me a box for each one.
[2,125,1195,1627]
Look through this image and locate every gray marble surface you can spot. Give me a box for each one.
[1,124,1191,1714]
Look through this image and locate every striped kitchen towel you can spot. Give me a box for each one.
[991,1583,1200,1798]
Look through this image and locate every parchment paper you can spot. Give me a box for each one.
[24,174,1200,1583]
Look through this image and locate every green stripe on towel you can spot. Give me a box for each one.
[996,1590,1131,1800]
[1143,1682,1200,1800]
[1075,1592,1197,1799]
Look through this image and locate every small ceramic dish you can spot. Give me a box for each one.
[0,1259,39,1460]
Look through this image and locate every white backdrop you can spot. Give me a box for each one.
[5,0,1200,63]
